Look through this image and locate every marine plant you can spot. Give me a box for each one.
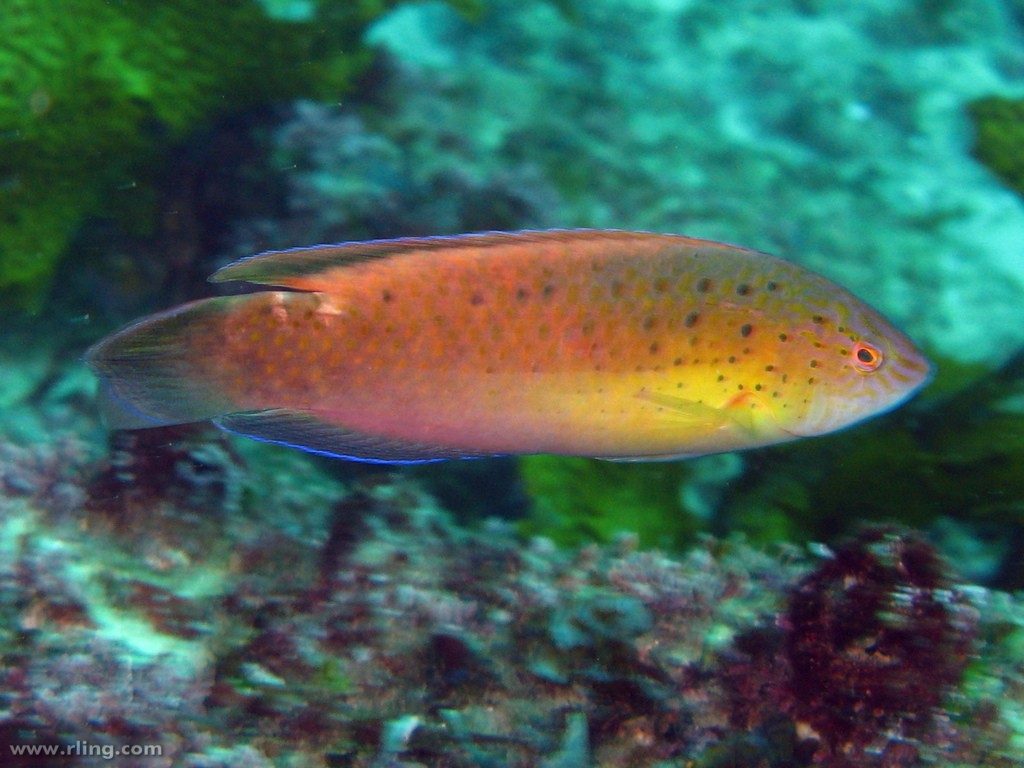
[518,456,702,550]
[0,0,477,310]
[969,96,1024,197]
[718,528,977,767]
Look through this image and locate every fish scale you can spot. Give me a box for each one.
[86,229,931,462]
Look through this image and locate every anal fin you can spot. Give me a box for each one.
[214,409,496,464]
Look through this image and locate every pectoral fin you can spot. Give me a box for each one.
[590,391,733,461]
[635,390,732,425]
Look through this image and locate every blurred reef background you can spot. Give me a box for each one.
[2,0,1024,765]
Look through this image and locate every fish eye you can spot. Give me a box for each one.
[852,342,883,372]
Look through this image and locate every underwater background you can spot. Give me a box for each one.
[2,0,1024,765]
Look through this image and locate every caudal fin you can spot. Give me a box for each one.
[85,297,243,429]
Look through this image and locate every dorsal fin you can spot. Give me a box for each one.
[208,229,671,290]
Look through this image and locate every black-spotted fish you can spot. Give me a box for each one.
[86,230,932,462]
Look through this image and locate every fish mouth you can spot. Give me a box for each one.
[896,352,935,393]
[782,350,933,440]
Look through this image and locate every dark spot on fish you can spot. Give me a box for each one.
[470,292,485,306]
[809,360,818,368]
[754,383,762,391]
[782,374,788,383]
[765,364,774,371]
[516,287,529,301]
[581,319,595,336]
[485,366,495,373]
[812,314,825,324]
[838,325,846,332]
[594,364,603,371]
[728,355,736,363]
[778,333,788,342]
[649,342,659,354]
[654,277,669,293]
[772,391,780,398]
[611,281,624,298]
[381,290,393,303]
[766,281,778,292]
[717,374,725,382]
[685,311,699,327]
[643,316,657,331]
[808,378,815,385]
[737,283,751,296]
[542,284,556,298]
[740,324,753,338]
[737,384,744,390]
[635,365,644,372]
[813,342,823,349]
[673,357,683,366]
[696,277,712,293]
[838,347,849,356]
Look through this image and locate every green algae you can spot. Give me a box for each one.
[518,456,701,550]
[0,0,424,310]
[969,96,1024,197]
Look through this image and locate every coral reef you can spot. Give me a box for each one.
[2,428,1021,765]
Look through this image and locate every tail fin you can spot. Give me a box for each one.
[85,297,243,429]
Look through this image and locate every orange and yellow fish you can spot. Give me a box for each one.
[86,230,932,462]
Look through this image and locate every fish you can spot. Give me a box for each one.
[85,229,932,462]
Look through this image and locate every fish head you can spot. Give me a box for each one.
[774,293,932,438]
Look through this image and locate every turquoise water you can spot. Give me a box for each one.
[1,1,1023,765]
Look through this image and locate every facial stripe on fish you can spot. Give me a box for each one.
[85,229,932,462]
